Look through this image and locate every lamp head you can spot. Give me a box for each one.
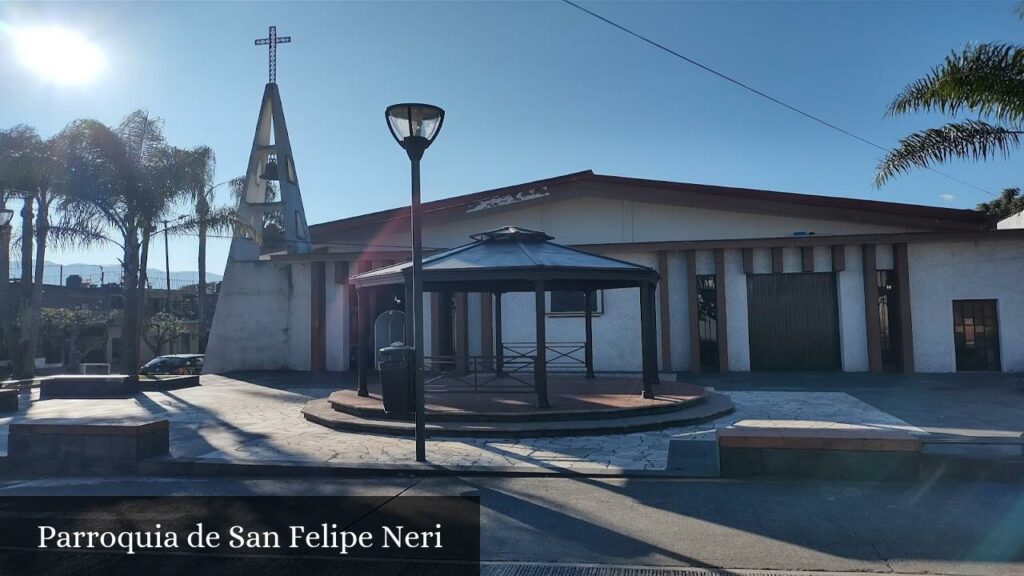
[0,208,13,227]
[385,103,444,161]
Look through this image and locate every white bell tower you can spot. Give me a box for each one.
[230,25,312,260]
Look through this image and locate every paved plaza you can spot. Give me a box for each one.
[0,372,943,471]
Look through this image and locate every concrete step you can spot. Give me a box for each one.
[302,392,735,438]
[920,441,1024,482]
[328,390,707,423]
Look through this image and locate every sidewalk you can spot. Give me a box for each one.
[0,372,917,472]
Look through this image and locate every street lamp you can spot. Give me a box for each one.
[0,209,13,228]
[385,103,444,463]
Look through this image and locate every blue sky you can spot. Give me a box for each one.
[1,1,1020,276]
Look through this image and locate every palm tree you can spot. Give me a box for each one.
[0,126,59,378]
[875,40,1024,186]
[977,187,1024,219]
[55,110,191,377]
[176,146,248,350]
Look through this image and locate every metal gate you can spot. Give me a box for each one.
[747,273,841,371]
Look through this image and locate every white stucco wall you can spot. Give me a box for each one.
[325,262,349,371]
[910,239,1024,372]
[837,245,869,372]
[340,195,927,255]
[667,251,689,371]
[723,249,751,371]
[205,259,299,373]
[997,211,1024,229]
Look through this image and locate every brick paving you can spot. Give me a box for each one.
[0,373,918,471]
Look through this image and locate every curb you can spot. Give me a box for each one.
[135,457,697,479]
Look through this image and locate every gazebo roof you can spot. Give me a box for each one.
[351,226,659,292]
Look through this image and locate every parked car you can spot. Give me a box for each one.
[140,354,204,376]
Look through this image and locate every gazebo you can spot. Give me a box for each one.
[350,226,662,408]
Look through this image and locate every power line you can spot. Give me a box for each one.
[560,0,997,197]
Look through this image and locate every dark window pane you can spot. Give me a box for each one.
[549,291,599,314]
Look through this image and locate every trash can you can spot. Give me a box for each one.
[378,344,414,415]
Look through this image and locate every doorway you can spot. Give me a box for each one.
[953,299,1001,371]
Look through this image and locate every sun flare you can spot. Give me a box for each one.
[11,25,105,85]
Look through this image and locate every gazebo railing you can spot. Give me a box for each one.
[423,354,536,393]
[502,341,587,372]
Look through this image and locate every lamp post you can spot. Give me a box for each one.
[385,103,444,463]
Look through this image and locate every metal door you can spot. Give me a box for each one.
[747,273,841,371]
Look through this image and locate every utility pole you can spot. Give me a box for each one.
[163,219,171,313]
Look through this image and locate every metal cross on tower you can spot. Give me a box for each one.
[254,26,291,84]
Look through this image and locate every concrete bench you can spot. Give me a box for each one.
[79,363,111,375]
[717,420,922,481]
[0,388,18,412]
[8,418,169,474]
[39,375,139,399]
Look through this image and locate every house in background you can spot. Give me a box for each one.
[0,282,209,375]
[206,170,1024,375]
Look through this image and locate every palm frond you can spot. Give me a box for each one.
[170,204,257,240]
[46,224,113,250]
[875,120,1024,187]
[887,43,1024,124]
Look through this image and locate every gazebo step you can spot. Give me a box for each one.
[328,389,705,422]
[327,377,710,423]
[302,392,734,438]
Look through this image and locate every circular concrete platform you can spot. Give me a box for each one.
[301,376,735,437]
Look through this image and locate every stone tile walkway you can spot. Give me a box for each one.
[0,374,919,472]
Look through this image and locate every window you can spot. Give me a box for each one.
[953,300,1001,371]
[877,270,902,371]
[548,290,602,315]
[696,275,719,371]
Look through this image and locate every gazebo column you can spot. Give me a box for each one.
[534,280,550,408]
[356,286,369,397]
[494,292,505,376]
[454,292,469,374]
[639,281,659,398]
[584,289,595,379]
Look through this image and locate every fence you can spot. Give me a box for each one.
[8,264,210,290]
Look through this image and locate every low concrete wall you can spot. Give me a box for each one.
[8,419,169,474]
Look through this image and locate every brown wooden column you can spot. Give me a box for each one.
[714,248,729,372]
[893,243,915,373]
[310,262,326,373]
[494,292,504,376]
[356,286,369,396]
[454,292,469,374]
[861,244,882,373]
[771,247,784,273]
[801,246,815,273]
[685,250,700,373]
[640,281,659,398]
[534,280,549,408]
[657,251,672,371]
[584,289,595,378]
[831,245,846,272]
[480,292,493,371]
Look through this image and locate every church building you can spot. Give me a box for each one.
[207,169,1024,376]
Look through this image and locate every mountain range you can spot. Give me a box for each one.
[12,261,223,287]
